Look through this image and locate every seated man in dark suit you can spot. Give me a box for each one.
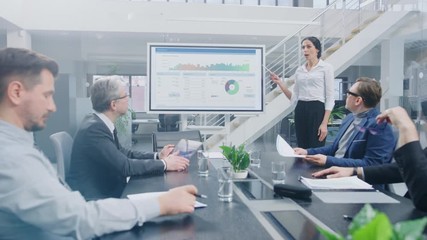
[68,76,190,200]
[313,106,427,212]
[293,77,395,167]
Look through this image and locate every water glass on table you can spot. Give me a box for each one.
[272,161,286,184]
[197,150,209,177]
[250,151,261,168]
[218,166,233,202]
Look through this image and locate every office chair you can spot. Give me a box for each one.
[49,131,73,182]
[157,114,180,132]
[153,130,203,152]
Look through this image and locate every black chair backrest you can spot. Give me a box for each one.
[152,130,202,152]
[157,114,180,132]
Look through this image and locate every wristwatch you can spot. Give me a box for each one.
[352,167,358,176]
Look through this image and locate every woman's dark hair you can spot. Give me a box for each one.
[301,36,322,59]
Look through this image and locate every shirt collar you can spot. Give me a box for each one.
[94,112,115,135]
[302,59,325,71]
[0,119,34,145]
[354,108,373,119]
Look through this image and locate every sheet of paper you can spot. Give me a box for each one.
[300,176,373,190]
[314,191,399,204]
[127,192,207,208]
[276,135,305,158]
[206,151,224,159]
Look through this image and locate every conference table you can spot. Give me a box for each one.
[101,151,427,240]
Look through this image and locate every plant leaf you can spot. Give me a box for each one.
[219,146,232,160]
[349,204,379,235]
[316,226,345,240]
[220,144,250,172]
[393,217,427,240]
[319,203,427,240]
[351,213,393,240]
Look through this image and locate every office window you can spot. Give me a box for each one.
[131,76,147,113]
[225,0,240,4]
[260,0,276,6]
[277,0,292,6]
[206,0,223,4]
[335,78,343,100]
[313,1,327,8]
[242,0,258,5]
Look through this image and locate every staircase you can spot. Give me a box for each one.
[186,0,416,150]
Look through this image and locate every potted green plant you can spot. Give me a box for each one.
[329,106,346,124]
[318,204,427,240]
[114,108,134,148]
[219,144,250,179]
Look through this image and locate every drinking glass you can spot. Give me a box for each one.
[218,166,233,202]
[197,150,209,177]
[250,151,261,168]
[272,161,286,184]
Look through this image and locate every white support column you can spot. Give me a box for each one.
[181,114,188,130]
[7,29,31,49]
[224,114,231,145]
[380,38,404,111]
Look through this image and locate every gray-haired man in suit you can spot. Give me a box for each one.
[68,76,190,200]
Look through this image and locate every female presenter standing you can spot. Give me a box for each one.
[271,36,334,148]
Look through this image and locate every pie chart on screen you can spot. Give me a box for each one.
[225,79,239,95]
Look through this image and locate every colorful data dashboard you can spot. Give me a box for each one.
[148,44,265,113]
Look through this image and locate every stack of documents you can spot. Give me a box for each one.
[299,176,373,190]
[300,177,400,204]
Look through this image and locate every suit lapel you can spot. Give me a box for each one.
[92,114,117,148]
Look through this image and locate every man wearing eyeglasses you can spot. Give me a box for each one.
[313,106,427,211]
[68,76,190,200]
[293,77,395,167]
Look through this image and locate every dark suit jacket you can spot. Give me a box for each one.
[307,108,395,167]
[67,114,164,200]
[364,141,427,212]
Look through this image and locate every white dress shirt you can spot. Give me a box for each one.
[291,59,335,111]
[0,120,160,240]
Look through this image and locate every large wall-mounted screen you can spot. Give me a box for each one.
[148,44,265,113]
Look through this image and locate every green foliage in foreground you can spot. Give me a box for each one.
[318,204,427,240]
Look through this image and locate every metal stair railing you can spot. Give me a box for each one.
[187,0,405,147]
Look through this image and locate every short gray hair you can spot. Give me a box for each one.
[90,76,125,112]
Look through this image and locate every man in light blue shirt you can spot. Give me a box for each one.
[0,47,197,239]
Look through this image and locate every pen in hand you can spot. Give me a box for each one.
[194,193,207,199]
